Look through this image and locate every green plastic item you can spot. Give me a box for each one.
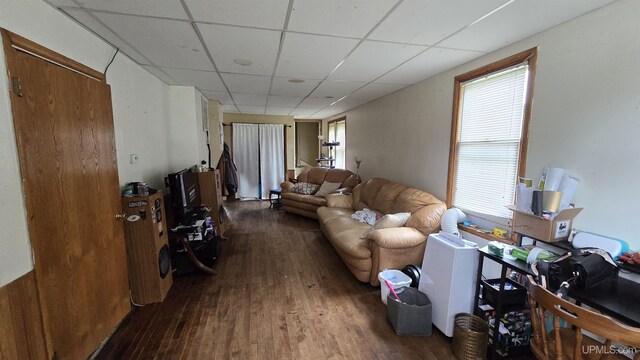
[511,247,530,262]
[511,247,559,262]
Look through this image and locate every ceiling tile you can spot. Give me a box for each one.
[265,107,294,115]
[290,109,320,116]
[65,9,151,65]
[377,46,482,85]
[310,80,366,99]
[201,90,233,104]
[267,96,304,107]
[75,0,188,19]
[222,104,239,113]
[329,40,426,82]
[270,77,320,97]
[299,97,335,109]
[199,24,280,76]
[439,0,615,52]
[95,13,213,70]
[370,0,509,45]
[328,97,370,112]
[276,33,359,79]
[314,110,342,119]
[45,0,79,8]
[221,73,271,94]
[288,0,396,38]
[237,105,266,114]
[161,68,226,91]
[141,65,177,84]
[350,83,405,101]
[184,0,289,30]
[232,93,268,106]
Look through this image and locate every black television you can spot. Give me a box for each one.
[165,166,201,225]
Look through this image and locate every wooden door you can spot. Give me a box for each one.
[3,31,130,359]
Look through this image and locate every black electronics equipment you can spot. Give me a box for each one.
[401,264,422,288]
[535,249,618,291]
[165,166,201,225]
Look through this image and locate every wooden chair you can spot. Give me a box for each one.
[526,275,640,360]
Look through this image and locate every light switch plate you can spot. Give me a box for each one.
[129,154,138,164]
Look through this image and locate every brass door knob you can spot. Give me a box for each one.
[115,212,127,219]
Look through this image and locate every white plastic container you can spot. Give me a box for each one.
[378,270,411,305]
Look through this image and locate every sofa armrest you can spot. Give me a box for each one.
[367,227,427,249]
[280,181,295,193]
[325,193,353,209]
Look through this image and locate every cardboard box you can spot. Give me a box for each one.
[508,205,582,243]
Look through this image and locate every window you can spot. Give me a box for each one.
[447,48,538,219]
[327,117,346,169]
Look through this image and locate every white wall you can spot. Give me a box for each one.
[0,0,172,286]
[110,55,171,190]
[328,0,640,250]
[167,86,209,172]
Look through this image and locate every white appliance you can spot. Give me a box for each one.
[419,231,479,337]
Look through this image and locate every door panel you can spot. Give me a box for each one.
[7,46,130,359]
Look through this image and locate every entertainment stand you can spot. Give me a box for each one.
[168,206,220,275]
[165,166,225,276]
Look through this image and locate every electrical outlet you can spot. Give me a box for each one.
[129,154,138,164]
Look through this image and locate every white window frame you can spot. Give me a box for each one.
[327,117,346,169]
[447,48,538,223]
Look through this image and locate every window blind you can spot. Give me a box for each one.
[453,65,528,219]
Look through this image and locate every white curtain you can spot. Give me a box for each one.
[233,123,260,198]
[259,124,285,198]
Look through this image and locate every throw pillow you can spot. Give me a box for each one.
[291,182,319,195]
[314,181,342,197]
[362,212,412,238]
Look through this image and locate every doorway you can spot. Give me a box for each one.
[2,29,130,359]
[295,120,321,171]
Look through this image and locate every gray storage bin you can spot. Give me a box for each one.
[386,287,432,336]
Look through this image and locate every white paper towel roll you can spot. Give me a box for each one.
[544,167,565,191]
[558,175,579,210]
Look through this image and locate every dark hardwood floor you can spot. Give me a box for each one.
[96,200,456,359]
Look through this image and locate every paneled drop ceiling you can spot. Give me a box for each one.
[46,0,615,119]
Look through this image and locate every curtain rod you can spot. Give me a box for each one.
[223,122,291,128]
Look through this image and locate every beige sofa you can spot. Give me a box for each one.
[317,178,446,285]
[280,167,359,219]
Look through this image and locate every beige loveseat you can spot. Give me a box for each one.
[317,178,446,285]
[280,167,359,219]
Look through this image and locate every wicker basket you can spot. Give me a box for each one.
[452,313,489,360]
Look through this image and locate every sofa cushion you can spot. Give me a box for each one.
[282,192,327,206]
[315,181,342,196]
[390,188,442,214]
[362,212,411,238]
[359,178,388,209]
[324,217,372,259]
[372,182,407,214]
[317,207,353,225]
[291,182,319,195]
[306,167,329,185]
[324,168,353,185]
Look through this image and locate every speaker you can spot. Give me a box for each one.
[197,170,226,236]
[122,191,173,304]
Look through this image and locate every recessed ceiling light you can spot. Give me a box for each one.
[233,58,253,66]
[288,79,306,83]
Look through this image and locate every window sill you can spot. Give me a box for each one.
[459,224,515,245]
